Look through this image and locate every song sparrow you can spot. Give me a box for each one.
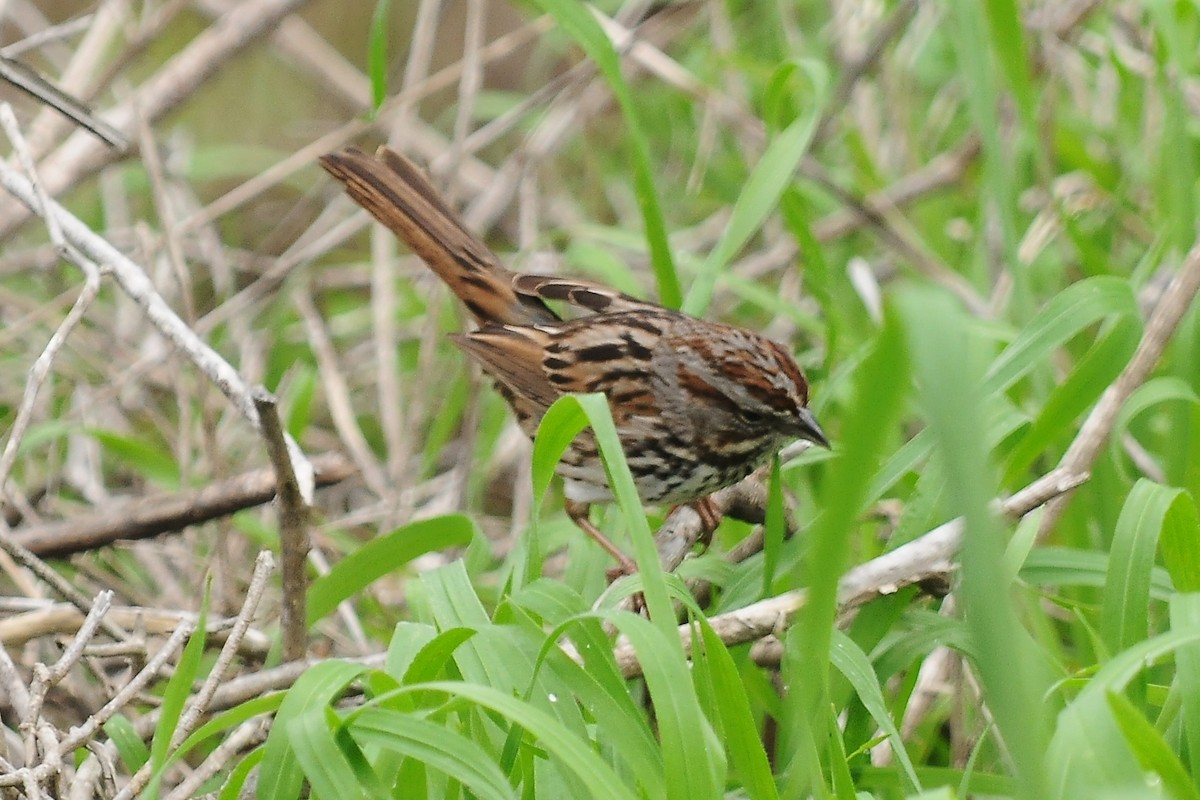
[320,147,828,571]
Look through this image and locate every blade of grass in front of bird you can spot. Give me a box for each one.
[779,302,908,796]
[899,287,1050,800]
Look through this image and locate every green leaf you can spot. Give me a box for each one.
[383,621,437,678]
[1170,594,1200,789]
[367,0,391,112]
[1048,627,1200,798]
[420,562,522,690]
[307,514,477,625]
[782,300,908,796]
[533,618,665,796]
[899,287,1051,800]
[1020,547,1174,600]
[947,2,1021,308]
[830,631,921,792]
[1161,491,1200,593]
[684,61,826,316]
[1107,690,1200,800]
[1108,376,1200,483]
[287,707,375,800]
[762,455,785,594]
[1004,316,1140,480]
[1100,480,1186,656]
[871,276,1137,502]
[403,679,633,800]
[144,582,209,798]
[552,393,674,634]
[173,693,284,765]
[350,710,516,800]
[605,611,722,800]
[530,397,589,504]
[88,428,180,487]
[218,747,263,800]
[257,660,373,800]
[103,715,149,773]
[283,364,318,440]
[696,619,779,800]
[396,626,477,685]
[983,276,1137,395]
[983,0,1036,128]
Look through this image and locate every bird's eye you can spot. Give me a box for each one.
[739,409,766,425]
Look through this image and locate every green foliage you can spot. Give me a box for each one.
[9,2,1200,798]
[216,3,1200,794]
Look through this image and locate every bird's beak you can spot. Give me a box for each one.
[796,407,830,449]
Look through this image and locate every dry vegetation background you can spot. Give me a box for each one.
[0,0,1199,798]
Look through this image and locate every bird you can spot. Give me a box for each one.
[319,146,828,572]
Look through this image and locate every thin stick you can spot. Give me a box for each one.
[0,0,311,240]
[254,388,310,661]
[112,553,277,800]
[0,154,316,504]
[604,467,1087,678]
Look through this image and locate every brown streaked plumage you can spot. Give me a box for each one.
[320,146,828,570]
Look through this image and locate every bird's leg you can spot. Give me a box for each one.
[690,495,723,544]
[664,495,723,544]
[565,499,638,577]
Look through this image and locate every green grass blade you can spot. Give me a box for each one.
[144,582,209,798]
[606,610,722,800]
[1004,316,1140,481]
[173,693,284,765]
[983,276,1138,394]
[1049,628,1200,797]
[696,618,779,800]
[420,561,525,693]
[899,287,1050,800]
[287,707,374,800]
[350,710,516,800]
[569,393,674,633]
[684,60,826,315]
[256,660,373,800]
[1107,689,1200,800]
[947,2,1021,306]
[307,514,477,625]
[830,630,921,793]
[539,639,666,796]
[1171,594,1200,791]
[1021,547,1175,600]
[218,747,263,800]
[983,0,1036,127]
[781,300,908,794]
[871,276,1138,503]
[103,715,148,773]
[393,625,475,685]
[367,0,391,112]
[1109,377,1200,483]
[1100,480,1185,657]
[413,680,633,800]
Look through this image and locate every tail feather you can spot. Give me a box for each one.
[319,147,556,327]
